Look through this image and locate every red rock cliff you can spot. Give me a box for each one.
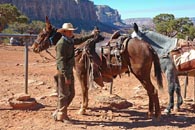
[0,0,98,22]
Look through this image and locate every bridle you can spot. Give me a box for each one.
[34,26,57,47]
[33,27,57,59]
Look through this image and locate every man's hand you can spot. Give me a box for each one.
[91,26,100,36]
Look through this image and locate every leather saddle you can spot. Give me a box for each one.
[89,31,128,87]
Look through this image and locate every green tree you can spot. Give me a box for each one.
[3,20,45,34]
[175,18,194,39]
[189,26,195,40]
[28,20,45,34]
[17,15,29,23]
[153,14,175,24]
[8,22,29,34]
[153,14,175,36]
[0,4,21,32]
[0,3,44,34]
[153,14,195,40]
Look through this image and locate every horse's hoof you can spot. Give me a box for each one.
[178,98,183,106]
[147,112,153,118]
[78,109,86,115]
[174,107,179,112]
[163,108,171,115]
[174,106,181,112]
[157,116,161,121]
[152,115,161,121]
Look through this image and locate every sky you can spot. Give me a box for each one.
[91,0,195,19]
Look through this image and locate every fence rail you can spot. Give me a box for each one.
[0,33,37,38]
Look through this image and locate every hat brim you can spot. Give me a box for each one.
[62,27,77,31]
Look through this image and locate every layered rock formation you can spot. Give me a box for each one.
[95,5,124,26]
[0,0,123,32]
[0,0,97,21]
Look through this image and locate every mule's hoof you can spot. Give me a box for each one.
[157,116,161,121]
[163,108,171,115]
[147,112,153,118]
[152,115,161,121]
[78,109,86,115]
[174,106,180,112]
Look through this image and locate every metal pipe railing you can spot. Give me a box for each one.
[0,33,37,94]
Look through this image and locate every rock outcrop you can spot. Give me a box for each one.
[0,0,124,32]
[0,0,97,21]
[95,5,124,26]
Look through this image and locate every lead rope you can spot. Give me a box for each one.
[38,49,56,62]
[85,49,96,89]
[46,49,56,59]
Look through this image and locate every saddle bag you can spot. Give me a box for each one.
[171,45,195,72]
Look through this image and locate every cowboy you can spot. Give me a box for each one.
[52,23,98,123]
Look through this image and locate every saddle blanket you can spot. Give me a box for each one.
[172,47,195,72]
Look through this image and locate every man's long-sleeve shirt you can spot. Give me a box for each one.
[56,34,93,79]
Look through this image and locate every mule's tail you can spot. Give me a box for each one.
[150,46,163,89]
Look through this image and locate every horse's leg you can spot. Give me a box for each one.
[144,83,154,118]
[160,58,177,114]
[77,74,89,115]
[144,80,160,119]
[152,88,161,119]
[164,70,175,114]
[134,74,161,119]
[175,76,183,111]
[164,73,182,113]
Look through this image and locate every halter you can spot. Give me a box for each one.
[34,27,57,46]
[33,26,57,60]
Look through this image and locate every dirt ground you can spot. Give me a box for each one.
[0,45,195,130]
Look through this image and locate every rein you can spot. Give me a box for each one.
[46,49,56,59]
[36,27,58,61]
[38,49,56,62]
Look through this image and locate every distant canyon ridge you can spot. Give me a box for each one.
[0,0,125,32]
[0,0,194,33]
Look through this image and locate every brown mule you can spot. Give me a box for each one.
[32,16,163,119]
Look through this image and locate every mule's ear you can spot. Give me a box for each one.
[45,16,50,24]
[133,23,139,33]
[45,16,52,30]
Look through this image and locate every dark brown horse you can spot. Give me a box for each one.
[32,17,163,119]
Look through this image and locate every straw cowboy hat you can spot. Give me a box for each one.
[62,23,77,30]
